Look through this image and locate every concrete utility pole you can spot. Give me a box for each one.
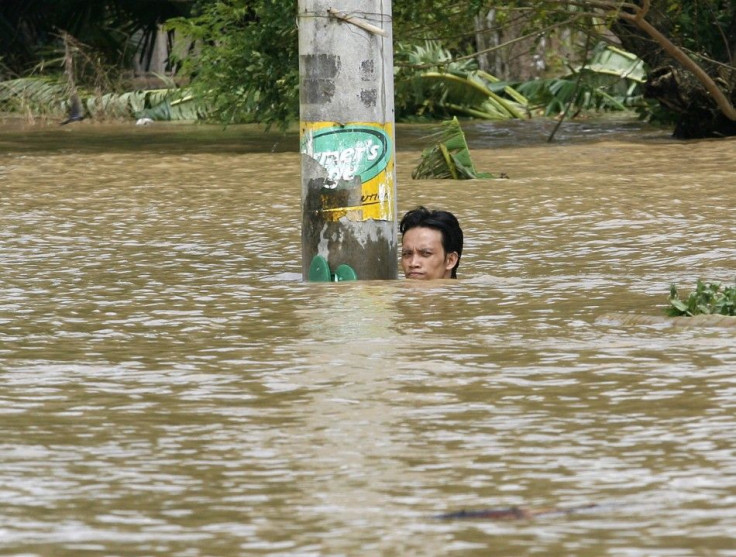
[298,0,398,280]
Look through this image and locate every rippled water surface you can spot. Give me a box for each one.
[1,121,735,556]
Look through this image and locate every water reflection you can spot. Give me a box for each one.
[0,122,735,555]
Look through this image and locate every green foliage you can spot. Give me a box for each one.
[412,117,493,179]
[516,43,646,116]
[395,41,530,121]
[166,0,298,129]
[395,39,649,121]
[0,77,68,117]
[9,0,725,131]
[0,1,655,128]
[169,1,492,128]
[667,280,736,317]
[664,1,736,62]
[88,86,206,121]
[0,76,205,121]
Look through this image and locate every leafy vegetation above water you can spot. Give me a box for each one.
[515,43,647,118]
[411,117,494,179]
[5,1,736,137]
[395,41,531,122]
[667,280,736,317]
[0,76,204,122]
[0,3,656,128]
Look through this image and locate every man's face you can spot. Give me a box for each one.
[400,226,457,280]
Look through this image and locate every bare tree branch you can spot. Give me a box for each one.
[617,4,736,120]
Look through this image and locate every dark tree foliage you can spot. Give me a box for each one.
[0,0,194,76]
[607,0,736,138]
[167,0,299,128]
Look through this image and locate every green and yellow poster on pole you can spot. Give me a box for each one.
[301,121,395,222]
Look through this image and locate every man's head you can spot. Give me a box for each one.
[399,206,463,280]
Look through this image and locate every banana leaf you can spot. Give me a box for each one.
[395,40,530,121]
[419,72,529,119]
[0,76,207,121]
[412,117,493,180]
[81,87,205,121]
[579,45,646,83]
[0,77,69,116]
[517,44,646,116]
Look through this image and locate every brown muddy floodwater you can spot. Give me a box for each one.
[1,120,735,556]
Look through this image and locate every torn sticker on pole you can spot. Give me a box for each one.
[301,122,395,222]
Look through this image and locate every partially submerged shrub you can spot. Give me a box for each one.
[667,280,736,317]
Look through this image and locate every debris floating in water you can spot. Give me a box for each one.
[436,503,602,520]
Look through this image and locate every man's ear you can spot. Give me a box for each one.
[444,251,459,271]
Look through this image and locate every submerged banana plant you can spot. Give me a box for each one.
[0,75,207,122]
[396,40,646,121]
[84,86,206,121]
[412,117,493,179]
[0,77,68,118]
[516,44,646,116]
[395,41,530,121]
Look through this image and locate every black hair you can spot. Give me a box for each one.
[399,206,463,278]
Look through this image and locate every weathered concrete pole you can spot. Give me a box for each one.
[298,0,398,280]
